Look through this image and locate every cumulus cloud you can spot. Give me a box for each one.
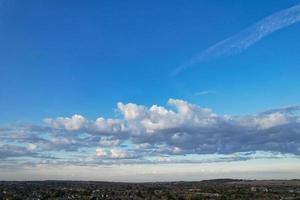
[0,144,37,159]
[44,115,128,136]
[44,114,86,131]
[94,118,127,134]
[95,148,108,157]
[254,112,289,129]
[43,99,300,157]
[172,3,300,75]
[96,148,133,159]
[99,138,121,147]
[1,99,300,166]
[27,143,38,151]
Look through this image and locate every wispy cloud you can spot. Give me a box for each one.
[194,90,216,96]
[171,3,300,76]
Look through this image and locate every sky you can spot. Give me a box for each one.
[1,0,300,181]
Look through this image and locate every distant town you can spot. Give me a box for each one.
[0,179,300,200]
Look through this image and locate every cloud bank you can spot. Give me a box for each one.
[172,3,300,75]
[1,99,300,167]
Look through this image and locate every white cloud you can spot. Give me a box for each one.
[27,143,37,151]
[134,143,151,150]
[116,99,217,135]
[42,99,300,157]
[94,117,127,134]
[2,99,300,166]
[96,148,108,157]
[95,148,130,159]
[117,102,147,121]
[110,149,129,159]
[44,114,86,131]
[238,112,289,129]
[255,112,289,129]
[99,138,121,147]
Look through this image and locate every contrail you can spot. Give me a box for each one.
[171,4,300,76]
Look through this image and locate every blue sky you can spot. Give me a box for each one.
[1,0,300,181]
[1,0,300,122]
